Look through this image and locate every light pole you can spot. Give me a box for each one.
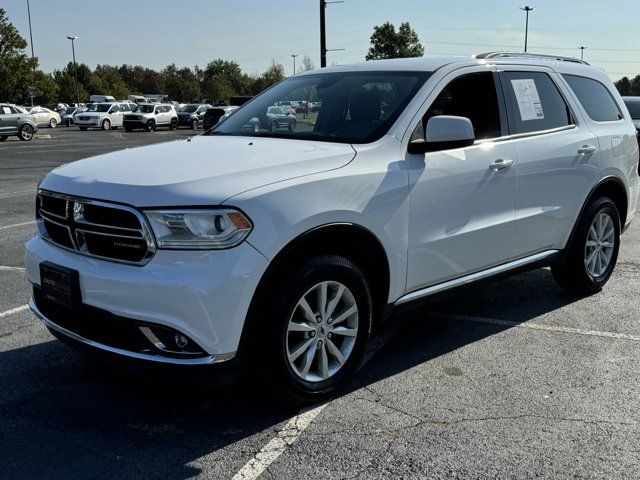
[67,36,80,106]
[319,0,344,67]
[292,54,299,76]
[520,6,535,52]
[26,0,35,64]
[579,46,587,60]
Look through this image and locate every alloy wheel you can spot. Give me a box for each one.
[584,212,615,278]
[286,280,359,382]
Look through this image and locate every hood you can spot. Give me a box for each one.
[178,111,197,117]
[40,135,356,207]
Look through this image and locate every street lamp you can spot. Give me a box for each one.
[291,54,299,76]
[579,46,588,60]
[67,36,80,106]
[520,6,535,52]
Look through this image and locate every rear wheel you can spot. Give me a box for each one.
[19,124,34,141]
[169,118,178,130]
[102,119,111,131]
[552,196,620,293]
[49,118,58,128]
[248,255,372,405]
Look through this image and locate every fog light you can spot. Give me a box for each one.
[175,333,189,348]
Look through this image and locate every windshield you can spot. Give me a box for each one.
[210,71,430,143]
[132,105,154,113]
[94,104,111,112]
[625,101,640,119]
[85,104,98,112]
[180,105,199,113]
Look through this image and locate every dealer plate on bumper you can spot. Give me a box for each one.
[39,262,81,309]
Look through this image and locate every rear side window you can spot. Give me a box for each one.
[502,72,572,135]
[563,74,622,122]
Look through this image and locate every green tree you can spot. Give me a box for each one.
[203,75,234,102]
[0,8,54,104]
[615,76,632,96]
[163,64,201,101]
[630,75,640,96]
[365,22,424,60]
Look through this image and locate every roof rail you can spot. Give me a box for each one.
[475,51,590,66]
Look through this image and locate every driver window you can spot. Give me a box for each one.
[411,72,503,142]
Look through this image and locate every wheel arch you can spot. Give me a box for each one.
[236,223,392,360]
[565,176,628,253]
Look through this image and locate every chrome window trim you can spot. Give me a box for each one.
[37,189,157,266]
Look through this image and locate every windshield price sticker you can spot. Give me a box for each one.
[511,79,544,121]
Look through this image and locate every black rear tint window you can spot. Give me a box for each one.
[624,99,640,119]
[563,74,622,122]
[502,72,572,135]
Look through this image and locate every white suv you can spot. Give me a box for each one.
[26,53,640,403]
[123,104,179,132]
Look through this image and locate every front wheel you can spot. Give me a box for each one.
[249,255,373,405]
[552,196,620,293]
[288,120,297,132]
[146,120,156,132]
[19,124,34,141]
[191,119,198,130]
[102,119,111,131]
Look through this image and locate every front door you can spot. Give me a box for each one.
[405,69,518,291]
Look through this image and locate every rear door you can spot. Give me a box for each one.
[499,68,601,257]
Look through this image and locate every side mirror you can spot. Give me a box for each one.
[408,115,475,154]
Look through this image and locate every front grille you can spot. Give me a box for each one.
[77,116,91,121]
[36,190,155,265]
[124,115,141,121]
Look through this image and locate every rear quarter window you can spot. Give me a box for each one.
[563,74,622,122]
[502,71,573,135]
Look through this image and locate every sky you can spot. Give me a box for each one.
[3,0,640,80]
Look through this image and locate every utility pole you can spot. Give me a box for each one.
[520,6,535,52]
[292,54,299,75]
[67,36,80,107]
[26,0,35,67]
[319,0,344,68]
[579,46,587,60]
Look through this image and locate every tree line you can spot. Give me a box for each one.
[614,76,640,96]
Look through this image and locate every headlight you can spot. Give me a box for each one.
[144,209,252,249]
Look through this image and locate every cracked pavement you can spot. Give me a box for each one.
[1,129,640,479]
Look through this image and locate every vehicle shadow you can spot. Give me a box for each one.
[0,268,588,479]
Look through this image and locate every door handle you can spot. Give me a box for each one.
[489,159,514,171]
[578,145,597,155]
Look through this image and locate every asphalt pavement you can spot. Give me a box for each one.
[1,127,639,479]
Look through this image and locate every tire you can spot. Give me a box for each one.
[66,119,72,127]
[248,255,373,405]
[79,127,88,131]
[288,120,296,132]
[146,120,156,132]
[0,136,7,142]
[169,118,178,130]
[19,124,34,141]
[552,196,621,293]
[191,119,198,130]
[271,120,278,132]
[49,118,58,128]
[102,119,111,131]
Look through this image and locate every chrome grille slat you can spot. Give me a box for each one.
[36,190,156,266]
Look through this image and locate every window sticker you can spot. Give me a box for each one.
[511,79,544,121]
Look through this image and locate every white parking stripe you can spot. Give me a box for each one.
[438,312,640,342]
[0,305,29,318]
[0,266,25,272]
[0,190,32,198]
[231,315,410,480]
[0,221,35,230]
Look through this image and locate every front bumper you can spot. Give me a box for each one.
[25,235,269,363]
[75,119,101,127]
[123,120,148,129]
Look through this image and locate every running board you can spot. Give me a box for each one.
[395,250,560,306]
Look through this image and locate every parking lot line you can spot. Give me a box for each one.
[0,190,32,198]
[0,304,29,318]
[436,312,640,342]
[0,221,35,230]
[0,266,25,272]
[231,314,411,480]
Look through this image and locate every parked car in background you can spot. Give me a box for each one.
[60,107,82,127]
[123,104,178,131]
[202,106,240,131]
[178,104,211,129]
[623,97,640,134]
[89,95,116,103]
[128,95,153,105]
[0,103,38,141]
[75,102,132,130]
[266,106,297,132]
[26,106,61,128]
